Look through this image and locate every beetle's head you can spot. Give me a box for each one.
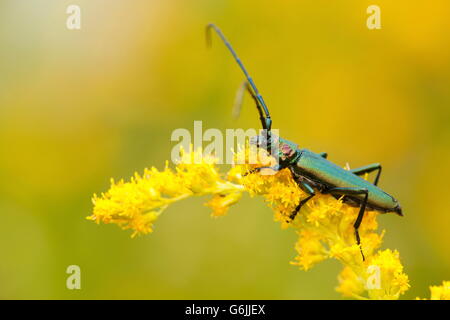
[249,133,298,163]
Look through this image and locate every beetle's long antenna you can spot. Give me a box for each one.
[232,81,247,120]
[206,23,272,132]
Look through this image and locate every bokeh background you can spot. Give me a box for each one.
[0,0,449,299]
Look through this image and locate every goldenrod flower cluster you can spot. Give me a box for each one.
[89,146,447,300]
[88,148,244,237]
[425,281,450,300]
[231,147,409,299]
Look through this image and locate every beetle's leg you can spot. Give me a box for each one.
[290,181,315,221]
[318,152,328,159]
[350,163,382,186]
[324,187,369,261]
[244,164,282,176]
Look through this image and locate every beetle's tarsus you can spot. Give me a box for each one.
[290,181,316,222]
[324,186,369,260]
[355,230,366,261]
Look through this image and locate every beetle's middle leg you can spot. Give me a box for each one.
[350,163,382,186]
[290,181,315,221]
[324,186,369,261]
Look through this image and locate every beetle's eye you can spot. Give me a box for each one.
[281,144,293,155]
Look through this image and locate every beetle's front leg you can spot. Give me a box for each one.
[290,181,316,221]
[324,186,369,261]
[244,164,283,176]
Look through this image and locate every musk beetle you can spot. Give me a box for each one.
[206,24,402,260]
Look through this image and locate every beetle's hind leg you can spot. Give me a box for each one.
[324,186,369,261]
[350,163,382,186]
[290,181,316,221]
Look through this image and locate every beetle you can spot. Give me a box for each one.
[206,24,403,260]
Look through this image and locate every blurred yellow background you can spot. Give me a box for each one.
[0,0,449,299]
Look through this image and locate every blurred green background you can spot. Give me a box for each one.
[0,0,449,299]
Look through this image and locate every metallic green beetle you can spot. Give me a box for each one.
[206,24,403,260]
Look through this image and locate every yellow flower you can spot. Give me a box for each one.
[206,192,243,217]
[336,266,365,298]
[366,249,410,299]
[290,230,327,270]
[232,147,409,299]
[336,249,409,300]
[88,147,243,237]
[428,281,450,300]
[91,145,447,300]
